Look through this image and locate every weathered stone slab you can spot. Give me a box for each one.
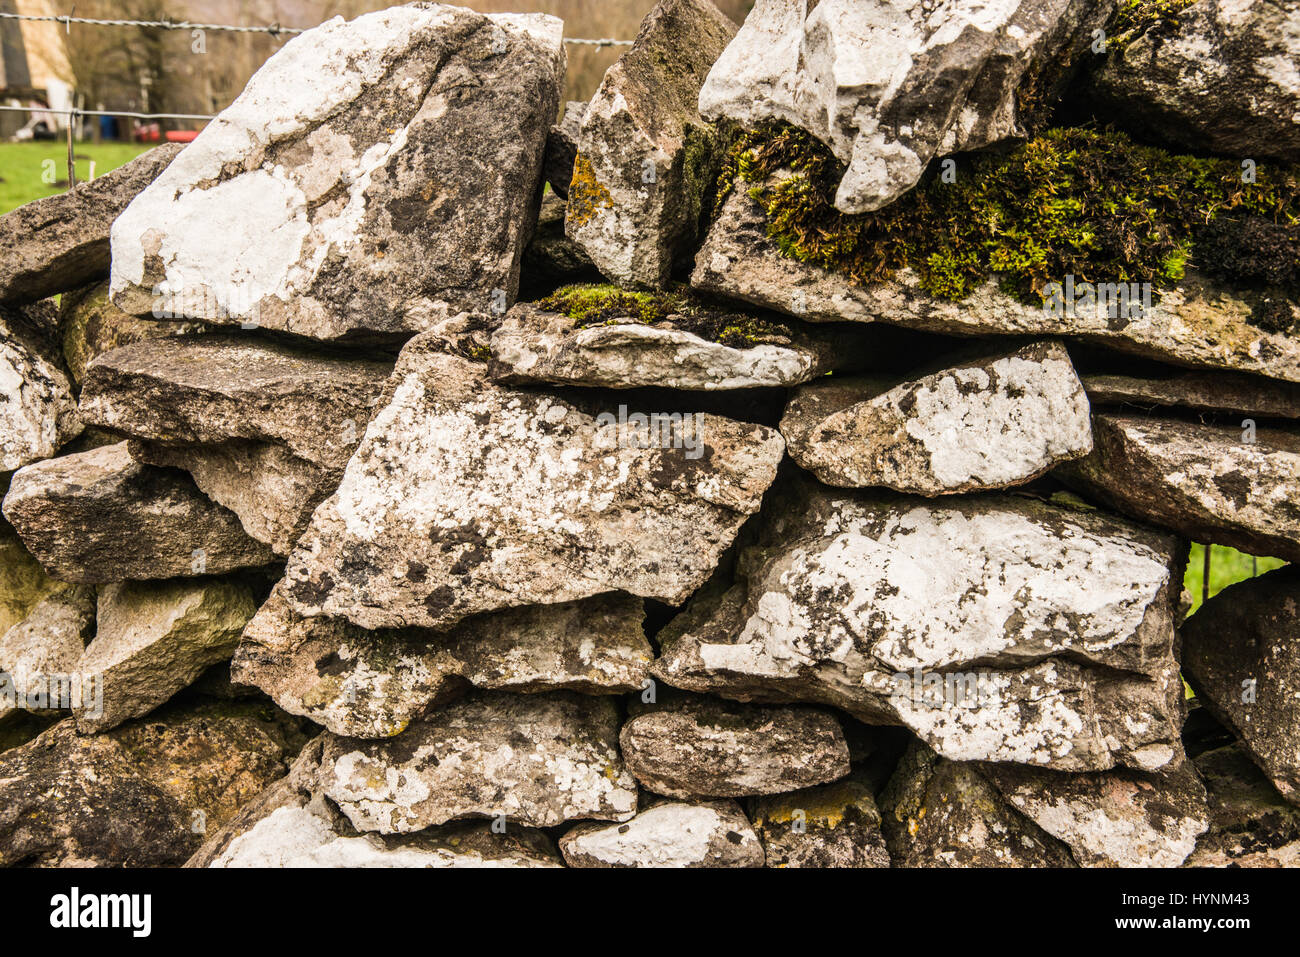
[780,340,1092,493]
[1186,743,1300,867]
[695,186,1300,383]
[0,584,94,722]
[568,0,737,287]
[1059,414,1300,562]
[1082,371,1300,419]
[0,519,60,638]
[749,773,891,868]
[1087,0,1300,162]
[491,299,844,390]
[58,281,208,384]
[78,335,391,553]
[0,699,307,867]
[282,333,784,630]
[1183,567,1300,806]
[109,6,565,341]
[76,577,257,733]
[619,695,850,799]
[319,691,638,832]
[1,303,81,473]
[560,799,763,867]
[0,145,182,306]
[1,443,276,582]
[654,480,1186,771]
[544,100,586,199]
[233,583,651,737]
[699,0,1110,212]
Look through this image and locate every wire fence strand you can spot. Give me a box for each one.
[0,10,633,44]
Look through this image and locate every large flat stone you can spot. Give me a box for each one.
[282,332,784,630]
[560,799,764,867]
[1,303,81,473]
[109,6,565,341]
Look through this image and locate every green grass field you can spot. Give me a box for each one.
[1183,543,1285,617]
[0,141,155,215]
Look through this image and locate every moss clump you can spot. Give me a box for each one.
[535,283,791,349]
[715,123,1300,306]
[1109,0,1197,51]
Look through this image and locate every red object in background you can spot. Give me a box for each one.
[166,130,199,142]
[133,122,162,142]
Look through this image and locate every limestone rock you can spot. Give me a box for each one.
[0,584,95,722]
[695,186,1300,383]
[1,443,276,582]
[567,0,737,287]
[0,698,307,867]
[1082,371,1300,419]
[190,740,562,868]
[654,480,1186,772]
[699,0,1110,212]
[560,799,763,867]
[1059,414,1300,562]
[78,335,391,553]
[0,304,81,473]
[319,691,638,832]
[490,300,845,390]
[1182,567,1300,806]
[1186,743,1300,867]
[619,695,850,799]
[0,145,182,306]
[780,340,1092,492]
[282,333,784,630]
[981,761,1210,868]
[544,100,586,199]
[58,281,207,384]
[76,577,257,732]
[233,583,652,737]
[0,520,60,638]
[521,194,597,287]
[1087,0,1300,162]
[109,6,565,341]
[749,774,891,868]
[880,743,1076,867]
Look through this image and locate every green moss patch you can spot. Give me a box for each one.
[1109,0,1198,51]
[715,124,1300,315]
[535,283,793,349]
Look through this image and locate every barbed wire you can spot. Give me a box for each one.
[0,104,216,120]
[0,10,633,44]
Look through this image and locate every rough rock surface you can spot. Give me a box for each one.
[0,584,95,722]
[1182,567,1300,806]
[780,340,1092,492]
[560,799,763,867]
[749,773,891,868]
[58,281,208,384]
[981,761,1210,868]
[319,691,638,832]
[1,442,276,582]
[567,0,737,287]
[1087,0,1300,161]
[189,741,562,868]
[699,0,1110,212]
[491,301,844,390]
[521,194,597,285]
[282,334,784,630]
[880,743,1076,867]
[654,480,1186,772]
[0,699,307,867]
[0,521,59,637]
[233,583,652,737]
[544,100,586,199]
[1186,743,1300,867]
[619,695,850,799]
[109,6,565,341]
[1082,371,1300,419]
[0,146,182,306]
[695,187,1300,383]
[76,577,257,733]
[0,304,81,473]
[1059,414,1300,562]
[79,336,391,552]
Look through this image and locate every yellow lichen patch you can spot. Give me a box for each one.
[566,152,613,229]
